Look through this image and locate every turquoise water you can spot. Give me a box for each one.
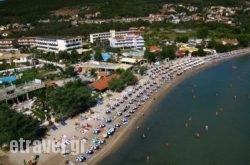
[99,54,250,165]
[0,76,16,83]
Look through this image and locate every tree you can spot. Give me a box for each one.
[34,88,48,110]
[81,52,91,62]
[196,28,208,38]
[47,80,96,118]
[175,36,189,43]
[94,54,103,61]
[0,104,46,147]
[139,66,147,75]
[58,51,70,61]
[207,38,217,49]
[161,45,176,60]
[108,78,124,92]
[121,70,138,86]
[89,68,97,78]
[63,66,76,77]
[144,49,156,62]
[192,48,207,57]
[70,49,79,64]
[237,35,249,47]
[109,69,138,92]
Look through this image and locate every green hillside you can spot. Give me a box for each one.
[0,0,246,23]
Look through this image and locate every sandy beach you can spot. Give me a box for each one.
[1,48,250,165]
[88,48,250,165]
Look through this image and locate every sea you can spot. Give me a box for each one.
[99,54,250,165]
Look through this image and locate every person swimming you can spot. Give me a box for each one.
[165,142,169,148]
[205,125,208,131]
[196,132,200,138]
[185,122,189,128]
[142,133,146,138]
[146,155,150,162]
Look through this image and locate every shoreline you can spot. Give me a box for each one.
[1,48,250,165]
[88,48,250,165]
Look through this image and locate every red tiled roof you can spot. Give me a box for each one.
[175,50,186,57]
[149,46,162,53]
[90,74,120,91]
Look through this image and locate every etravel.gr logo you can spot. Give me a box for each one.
[10,138,86,155]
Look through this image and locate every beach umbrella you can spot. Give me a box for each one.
[103,133,108,138]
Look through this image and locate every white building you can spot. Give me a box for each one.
[35,36,82,53]
[109,35,145,48]
[120,57,147,65]
[89,29,143,43]
[17,37,36,47]
[0,53,31,65]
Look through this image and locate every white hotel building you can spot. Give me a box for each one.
[109,35,145,48]
[89,29,143,43]
[35,36,82,53]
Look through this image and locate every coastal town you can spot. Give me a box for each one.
[0,1,250,165]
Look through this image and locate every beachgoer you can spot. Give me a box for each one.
[143,133,146,138]
[205,125,208,131]
[146,155,150,162]
[165,142,169,148]
[216,111,219,116]
[185,122,189,128]
[196,132,200,138]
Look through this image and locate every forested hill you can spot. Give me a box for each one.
[0,0,246,23]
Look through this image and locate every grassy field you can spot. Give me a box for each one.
[144,27,196,46]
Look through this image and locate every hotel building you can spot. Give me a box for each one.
[35,36,82,53]
[109,35,145,48]
[0,39,17,51]
[89,29,143,43]
[17,37,36,47]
